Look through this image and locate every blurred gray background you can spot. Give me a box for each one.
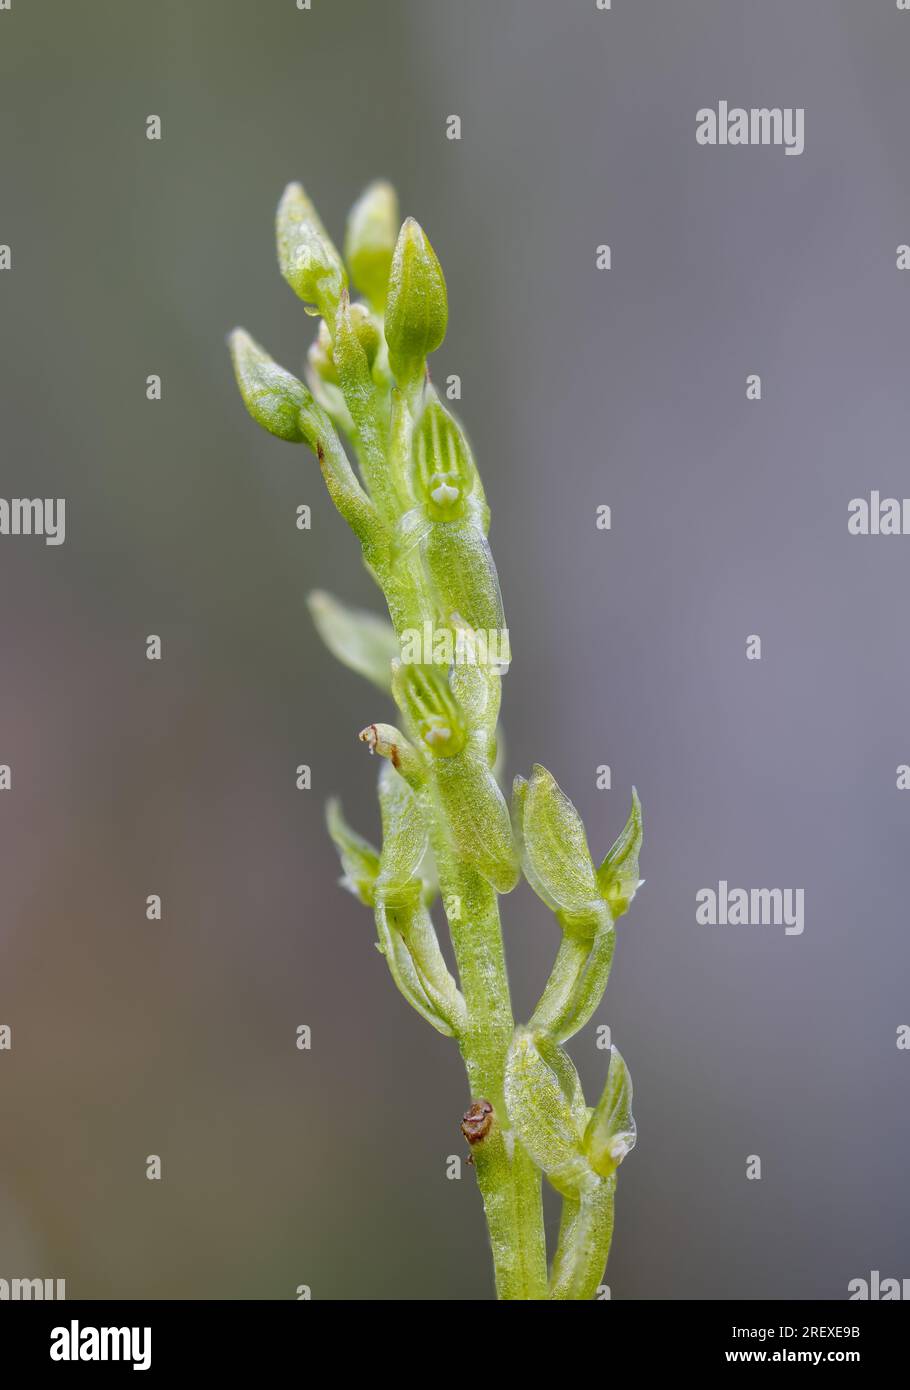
[0,0,907,1299]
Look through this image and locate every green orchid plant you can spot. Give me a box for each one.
[229,179,644,1300]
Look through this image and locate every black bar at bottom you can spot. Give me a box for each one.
[1,1299,905,1374]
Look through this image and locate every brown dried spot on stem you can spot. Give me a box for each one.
[461,1099,494,1147]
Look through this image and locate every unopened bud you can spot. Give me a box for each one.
[276,182,347,319]
[344,180,399,311]
[229,328,313,443]
[376,760,428,904]
[385,217,448,385]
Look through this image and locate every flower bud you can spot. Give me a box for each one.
[512,766,609,937]
[584,1045,636,1179]
[325,799,379,906]
[276,182,347,319]
[375,898,463,1037]
[384,217,448,384]
[229,328,313,443]
[376,760,428,905]
[596,789,644,918]
[344,180,399,311]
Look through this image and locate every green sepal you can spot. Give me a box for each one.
[373,763,465,1035]
[394,897,466,1035]
[596,788,644,918]
[385,217,448,385]
[584,1044,637,1178]
[325,798,379,906]
[276,182,347,319]
[375,900,461,1037]
[376,761,428,904]
[504,1030,592,1197]
[344,180,399,312]
[513,767,608,938]
[307,591,398,693]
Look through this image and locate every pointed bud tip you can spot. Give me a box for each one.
[385,215,448,381]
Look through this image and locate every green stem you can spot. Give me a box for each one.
[439,856,548,1300]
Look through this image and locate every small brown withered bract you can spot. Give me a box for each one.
[461,1099,494,1146]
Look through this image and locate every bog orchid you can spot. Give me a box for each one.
[229,179,644,1300]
